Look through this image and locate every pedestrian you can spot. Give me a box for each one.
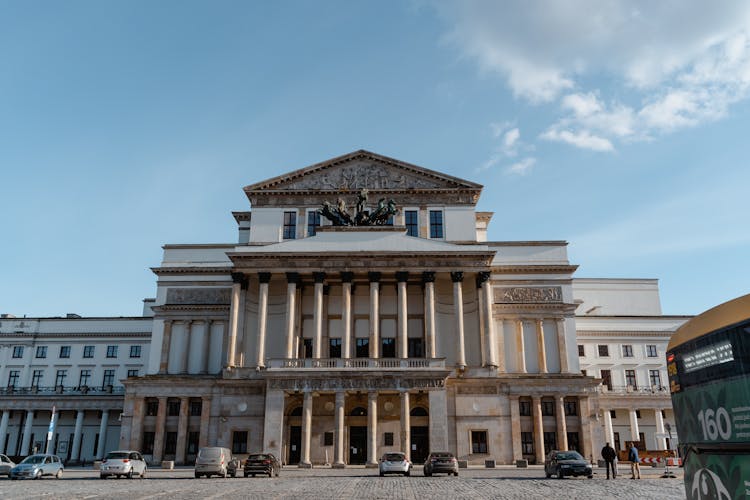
[601,442,617,479]
[628,442,641,479]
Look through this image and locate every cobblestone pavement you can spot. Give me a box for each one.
[0,465,686,500]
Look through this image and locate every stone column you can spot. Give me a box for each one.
[70,410,85,463]
[476,278,487,367]
[312,272,326,359]
[97,410,109,459]
[263,389,285,460]
[256,272,272,368]
[367,392,378,467]
[175,398,189,464]
[423,272,436,358]
[400,391,411,461]
[159,320,173,374]
[629,409,640,443]
[515,320,526,373]
[555,395,568,451]
[428,390,449,451]
[603,408,615,448]
[21,410,34,455]
[226,273,246,368]
[451,272,466,369]
[555,319,570,373]
[368,272,381,358]
[536,320,547,374]
[478,272,498,368]
[532,396,544,465]
[496,318,506,373]
[333,391,346,468]
[152,397,167,464]
[130,398,144,450]
[299,391,313,468]
[509,396,523,461]
[341,273,354,359]
[202,319,212,374]
[285,273,299,359]
[578,397,592,461]
[0,411,10,454]
[182,320,193,373]
[396,272,409,358]
[199,398,211,448]
[655,409,667,450]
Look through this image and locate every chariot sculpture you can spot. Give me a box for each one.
[318,189,398,226]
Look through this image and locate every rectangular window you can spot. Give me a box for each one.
[581,369,588,376]
[521,432,534,454]
[636,410,642,419]
[324,431,335,446]
[613,432,621,451]
[622,345,634,357]
[577,345,585,356]
[381,338,396,358]
[601,369,612,390]
[7,370,20,388]
[127,369,139,378]
[59,346,71,358]
[146,400,159,416]
[649,369,662,388]
[301,338,313,358]
[567,432,581,452]
[519,401,531,416]
[167,400,180,416]
[83,345,95,358]
[625,369,637,389]
[307,211,320,237]
[383,432,393,446]
[541,400,554,416]
[164,432,177,454]
[12,346,23,358]
[232,431,248,454]
[130,345,141,358]
[142,432,155,454]
[597,345,609,357]
[564,400,578,416]
[102,369,115,388]
[429,210,443,239]
[190,400,202,416]
[405,210,418,237]
[31,370,43,388]
[329,338,341,359]
[356,338,369,358]
[543,431,557,454]
[610,410,617,418]
[187,431,200,455]
[283,211,297,240]
[106,346,118,358]
[78,369,91,388]
[55,370,67,388]
[646,344,658,357]
[407,338,424,358]
[36,346,47,359]
[471,430,488,454]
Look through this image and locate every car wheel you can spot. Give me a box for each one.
[405,471,410,477]
[127,470,133,479]
[56,469,63,479]
[195,472,200,478]
[557,468,564,479]
[454,471,459,477]
[35,470,42,480]
[141,468,146,479]
[425,471,431,477]
[379,471,384,477]
[545,471,551,478]
[588,474,593,479]
[101,474,107,479]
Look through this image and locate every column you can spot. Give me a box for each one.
[555,319,570,373]
[285,273,299,358]
[368,272,381,358]
[182,320,193,373]
[516,320,526,373]
[400,391,411,461]
[555,395,568,451]
[477,277,487,367]
[152,397,167,464]
[478,272,498,368]
[341,273,353,359]
[312,272,326,359]
[536,320,548,374]
[532,396,544,465]
[333,391,346,468]
[96,410,109,459]
[451,272,466,369]
[175,398,189,464]
[428,390,449,451]
[367,392,378,467]
[70,410,85,462]
[201,319,212,374]
[629,409,640,442]
[509,396,523,461]
[496,318,506,373]
[226,273,246,368]
[397,272,409,358]
[603,408,615,448]
[655,409,667,450]
[0,411,10,454]
[256,272,271,368]
[263,389,285,460]
[130,398,144,450]
[578,397,592,461]
[299,391,313,468]
[423,272,436,358]
[159,320,173,373]
[21,410,34,455]
[198,398,211,448]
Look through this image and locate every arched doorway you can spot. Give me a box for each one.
[410,406,429,464]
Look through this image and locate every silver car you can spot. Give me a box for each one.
[100,450,147,479]
[0,454,16,476]
[379,452,412,476]
[10,454,64,480]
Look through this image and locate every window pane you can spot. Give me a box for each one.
[329,338,341,358]
[429,211,443,239]
[307,211,320,237]
[283,211,297,239]
[405,210,418,237]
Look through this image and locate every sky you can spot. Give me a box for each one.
[1,0,748,318]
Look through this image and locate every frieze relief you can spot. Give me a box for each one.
[456,385,497,395]
[166,288,231,305]
[267,377,446,391]
[283,161,447,191]
[494,286,562,304]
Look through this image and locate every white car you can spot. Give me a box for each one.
[100,450,147,479]
[379,452,412,477]
[0,454,16,476]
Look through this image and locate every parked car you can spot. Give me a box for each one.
[195,447,239,478]
[423,452,458,477]
[544,450,593,479]
[379,452,411,477]
[9,454,63,480]
[0,454,16,476]
[244,453,280,477]
[100,450,147,479]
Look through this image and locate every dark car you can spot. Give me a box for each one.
[244,453,280,477]
[544,450,593,479]
[423,452,458,477]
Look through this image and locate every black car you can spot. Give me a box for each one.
[544,450,593,479]
[423,452,459,477]
[243,453,280,477]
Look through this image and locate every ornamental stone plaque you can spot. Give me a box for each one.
[166,288,232,305]
[494,286,562,304]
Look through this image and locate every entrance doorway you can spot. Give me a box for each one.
[410,426,429,464]
[288,426,301,465]
[349,426,367,464]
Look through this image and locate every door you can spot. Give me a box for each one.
[288,426,301,465]
[349,426,367,465]
[410,426,429,464]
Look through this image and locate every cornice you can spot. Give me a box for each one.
[151,267,232,276]
[577,330,676,338]
[0,332,152,339]
[491,265,579,274]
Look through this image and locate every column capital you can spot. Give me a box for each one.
[396,271,409,283]
[450,271,464,283]
[340,271,354,283]
[286,272,300,284]
[476,271,491,287]
[422,271,436,283]
[231,272,248,288]
[368,271,381,283]
[313,272,326,284]
[258,272,272,284]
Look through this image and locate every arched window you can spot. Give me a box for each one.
[410,407,428,416]
[289,406,303,416]
[350,406,367,416]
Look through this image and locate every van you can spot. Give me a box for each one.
[194,447,239,478]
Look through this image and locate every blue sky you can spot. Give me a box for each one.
[1,1,748,317]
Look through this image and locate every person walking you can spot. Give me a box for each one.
[628,442,641,479]
[601,442,617,479]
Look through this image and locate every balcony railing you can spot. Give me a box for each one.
[266,358,446,370]
[0,385,125,396]
[599,384,670,395]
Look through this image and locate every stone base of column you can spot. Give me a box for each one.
[298,462,313,469]
[365,462,378,468]
[332,462,346,469]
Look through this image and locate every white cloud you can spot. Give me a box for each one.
[540,129,614,152]
[505,157,536,175]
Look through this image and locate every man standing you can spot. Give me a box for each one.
[628,442,641,479]
[601,442,617,479]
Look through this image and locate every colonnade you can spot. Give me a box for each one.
[601,407,670,451]
[159,319,223,375]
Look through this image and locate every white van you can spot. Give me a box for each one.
[194,447,238,478]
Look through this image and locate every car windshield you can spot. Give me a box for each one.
[556,452,584,461]
[248,454,269,460]
[106,452,130,460]
[198,448,221,459]
[21,455,45,464]
[385,453,405,461]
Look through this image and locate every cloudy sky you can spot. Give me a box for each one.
[1,1,748,317]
